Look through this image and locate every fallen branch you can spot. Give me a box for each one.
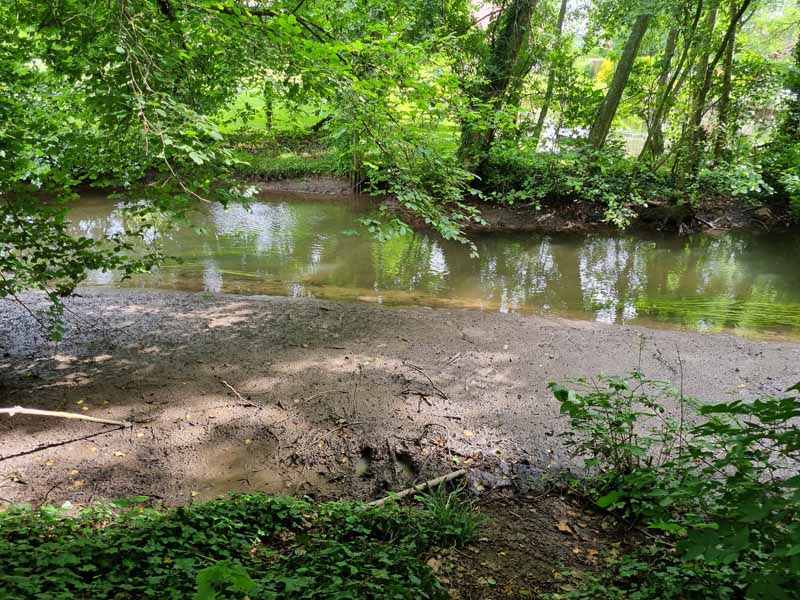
[402,361,448,400]
[0,427,127,462]
[694,215,719,230]
[0,406,130,427]
[367,469,468,507]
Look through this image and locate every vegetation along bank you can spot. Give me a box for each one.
[2,0,800,598]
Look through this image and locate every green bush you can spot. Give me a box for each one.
[698,160,773,202]
[0,492,480,599]
[480,141,668,227]
[550,374,800,599]
[763,140,800,218]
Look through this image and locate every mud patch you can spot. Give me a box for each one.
[1,289,797,507]
[441,489,625,599]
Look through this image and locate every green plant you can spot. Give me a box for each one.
[550,375,800,599]
[415,484,485,546]
[698,160,773,201]
[0,492,479,599]
[481,141,656,227]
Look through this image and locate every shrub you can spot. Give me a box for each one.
[550,374,800,599]
[480,141,665,228]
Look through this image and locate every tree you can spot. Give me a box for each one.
[681,0,754,177]
[639,1,704,162]
[588,13,653,149]
[782,24,800,140]
[712,0,740,160]
[532,0,569,143]
[457,0,538,173]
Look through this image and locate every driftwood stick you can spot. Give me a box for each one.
[367,469,468,507]
[0,407,131,428]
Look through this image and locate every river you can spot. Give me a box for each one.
[70,192,800,339]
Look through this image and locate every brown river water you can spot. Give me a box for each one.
[70,192,800,340]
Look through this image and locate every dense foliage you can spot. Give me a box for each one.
[1,0,799,331]
[0,490,480,599]
[551,374,800,599]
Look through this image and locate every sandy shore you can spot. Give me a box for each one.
[1,289,797,506]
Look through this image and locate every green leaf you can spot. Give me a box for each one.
[596,490,624,508]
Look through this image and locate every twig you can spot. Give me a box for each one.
[676,346,685,456]
[434,414,462,421]
[0,407,130,427]
[367,469,468,507]
[694,215,719,229]
[35,481,64,509]
[0,426,127,462]
[219,379,254,406]
[299,390,347,403]
[403,389,433,412]
[402,361,448,400]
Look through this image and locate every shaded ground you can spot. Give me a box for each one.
[443,489,622,599]
[1,289,797,509]
[1,289,797,597]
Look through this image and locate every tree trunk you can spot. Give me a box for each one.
[683,0,751,175]
[782,28,800,139]
[588,13,652,149]
[713,7,737,161]
[458,0,537,173]
[532,0,568,144]
[640,27,679,159]
[639,1,706,162]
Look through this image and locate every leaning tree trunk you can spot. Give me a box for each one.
[458,0,537,173]
[683,0,751,176]
[639,1,706,162]
[588,13,652,149]
[532,0,569,143]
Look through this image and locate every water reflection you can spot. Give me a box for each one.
[70,193,800,338]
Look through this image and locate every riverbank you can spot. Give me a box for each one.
[1,289,797,507]
[256,175,796,234]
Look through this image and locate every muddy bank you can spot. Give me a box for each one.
[254,176,797,234]
[0,289,797,507]
[257,175,356,196]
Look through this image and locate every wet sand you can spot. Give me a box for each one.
[1,289,798,505]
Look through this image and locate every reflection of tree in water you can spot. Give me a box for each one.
[72,197,800,335]
[633,233,800,333]
[576,236,648,324]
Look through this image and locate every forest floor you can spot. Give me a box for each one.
[1,290,797,596]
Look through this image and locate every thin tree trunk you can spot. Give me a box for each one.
[640,27,678,159]
[713,8,737,161]
[684,0,752,174]
[782,6,800,140]
[532,0,568,143]
[639,0,706,162]
[588,13,652,149]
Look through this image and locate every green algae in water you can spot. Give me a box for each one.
[635,298,800,335]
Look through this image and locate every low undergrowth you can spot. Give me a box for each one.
[549,373,800,599]
[0,489,480,599]
[228,130,344,180]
